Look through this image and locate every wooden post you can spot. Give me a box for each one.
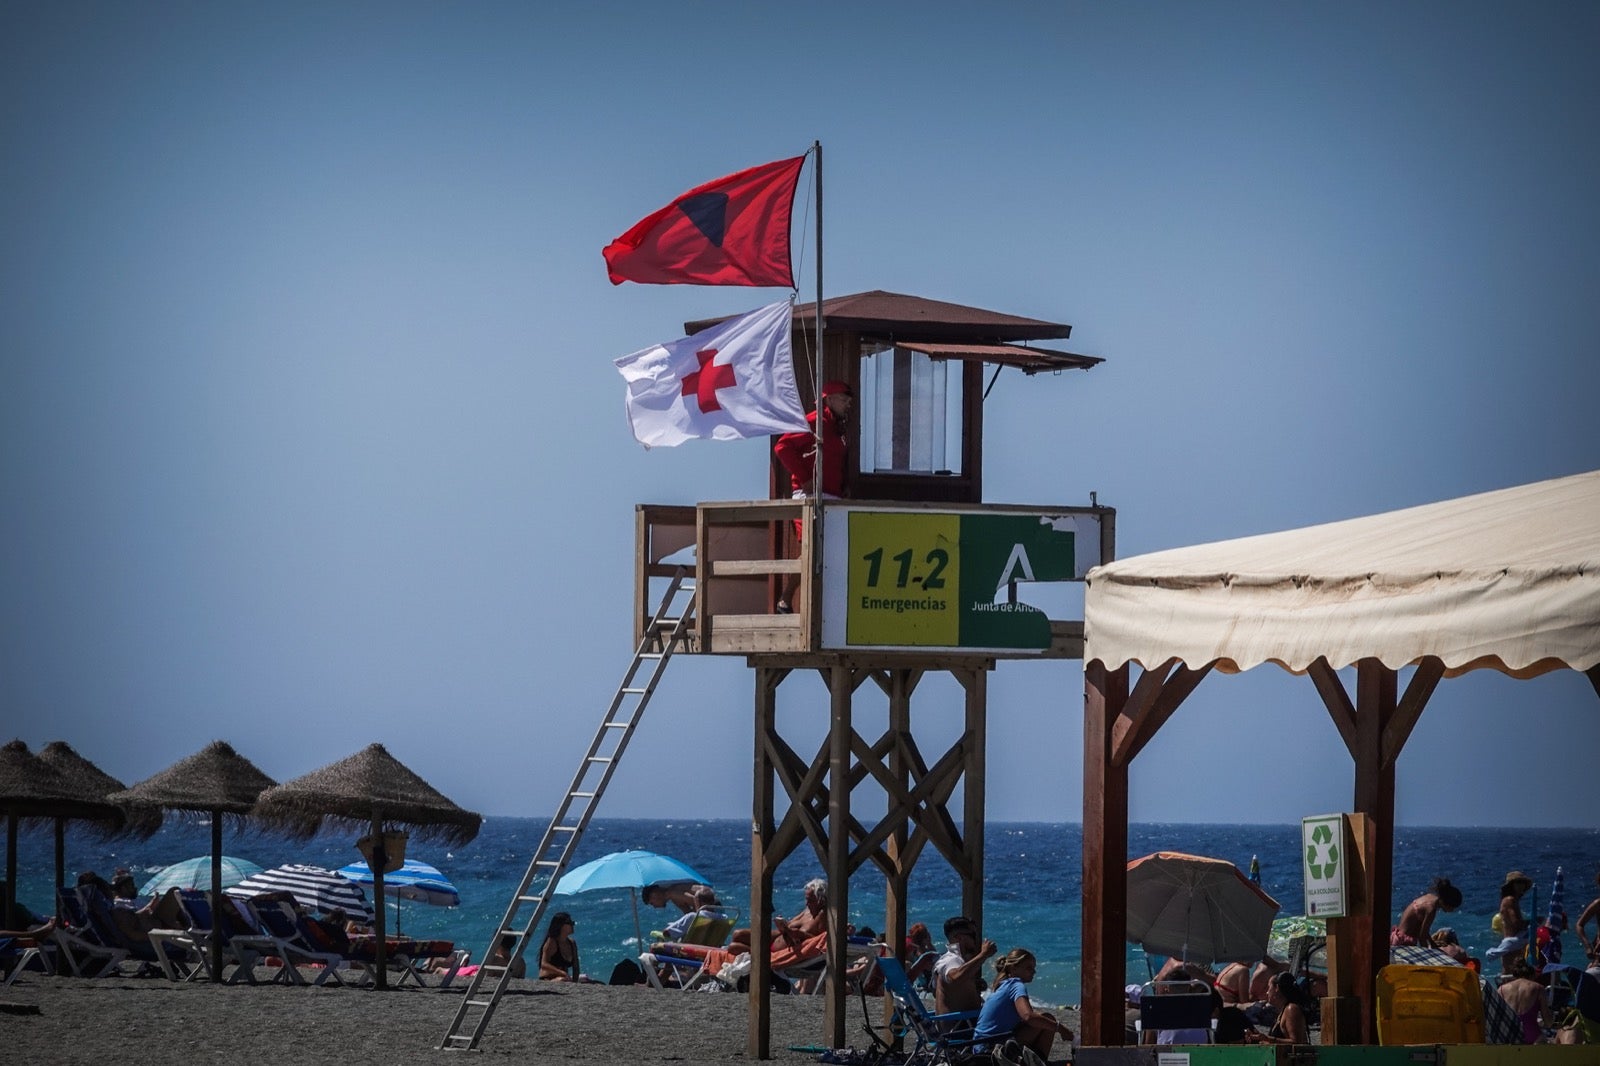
[1322,812,1372,1045]
[1081,660,1129,1046]
[960,667,987,927]
[825,662,852,1048]
[749,666,779,1058]
[1351,659,1396,1045]
[883,668,914,1047]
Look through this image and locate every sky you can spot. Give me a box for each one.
[3,2,1596,832]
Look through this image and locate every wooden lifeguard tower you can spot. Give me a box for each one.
[634,290,1112,1054]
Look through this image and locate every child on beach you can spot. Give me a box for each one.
[971,947,1074,1062]
[1391,876,1462,946]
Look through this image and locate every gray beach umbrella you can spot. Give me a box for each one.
[107,741,279,981]
[37,741,161,894]
[252,743,481,990]
[1,739,119,928]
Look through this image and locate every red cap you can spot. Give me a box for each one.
[821,380,853,397]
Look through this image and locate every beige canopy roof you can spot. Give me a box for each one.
[1084,469,1600,680]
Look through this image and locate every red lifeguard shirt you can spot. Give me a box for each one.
[774,405,846,497]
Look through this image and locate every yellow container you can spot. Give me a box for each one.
[1376,966,1487,1046]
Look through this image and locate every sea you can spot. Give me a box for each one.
[10,818,1596,1009]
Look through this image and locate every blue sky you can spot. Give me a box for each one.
[3,3,1596,830]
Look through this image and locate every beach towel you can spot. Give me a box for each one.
[769,930,828,971]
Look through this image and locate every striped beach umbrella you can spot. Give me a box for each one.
[1546,866,1567,964]
[226,863,373,922]
[336,858,459,935]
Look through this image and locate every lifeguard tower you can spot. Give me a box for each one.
[441,290,1111,1055]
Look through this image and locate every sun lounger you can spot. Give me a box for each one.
[1,933,56,988]
[876,955,982,1065]
[51,888,129,978]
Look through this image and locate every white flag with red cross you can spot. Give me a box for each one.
[613,298,809,448]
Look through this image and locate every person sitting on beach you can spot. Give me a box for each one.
[934,914,996,1018]
[488,933,527,978]
[539,911,597,982]
[1244,972,1311,1046]
[0,917,56,940]
[774,878,828,948]
[905,921,937,990]
[78,870,183,937]
[971,948,1074,1061]
[1430,926,1472,965]
[1391,876,1463,946]
[643,881,709,917]
[1497,956,1552,1043]
[1215,960,1252,1004]
[1574,869,1600,971]
[661,886,724,942]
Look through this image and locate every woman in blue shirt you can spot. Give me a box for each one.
[973,948,1074,1061]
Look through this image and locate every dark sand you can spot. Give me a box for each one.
[1,969,1084,1065]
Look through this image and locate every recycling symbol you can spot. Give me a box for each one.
[1305,823,1340,880]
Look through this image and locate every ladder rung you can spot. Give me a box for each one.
[551,824,579,831]
[602,722,629,729]
[466,998,495,1008]
[587,756,612,764]
[621,687,647,694]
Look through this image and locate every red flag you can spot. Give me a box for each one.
[603,155,804,287]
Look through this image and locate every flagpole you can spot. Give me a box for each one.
[811,140,824,593]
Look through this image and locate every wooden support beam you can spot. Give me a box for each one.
[1309,657,1358,757]
[1382,657,1444,769]
[749,666,779,1059]
[961,667,987,926]
[1081,660,1129,1046]
[884,669,913,1049]
[825,663,852,1048]
[1110,659,1213,767]
[1350,659,1397,1046]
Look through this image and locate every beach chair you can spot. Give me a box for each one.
[875,955,982,1065]
[1375,963,1486,1045]
[147,889,258,984]
[640,911,738,989]
[51,887,129,978]
[77,884,193,978]
[1135,978,1216,1044]
[235,898,349,986]
[1,932,57,988]
[343,934,461,988]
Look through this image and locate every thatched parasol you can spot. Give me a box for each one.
[37,741,161,893]
[1,739,119,927]
[107,741,278,981]
[253,743,481,989]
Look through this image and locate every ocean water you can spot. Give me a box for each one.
[9,818,1596,1008]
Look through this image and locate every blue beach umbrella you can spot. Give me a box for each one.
[1546,866,1567,965]
[336,858,460,935]
[555,850,713,949]
[140,855,264,897]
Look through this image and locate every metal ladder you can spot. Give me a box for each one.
[439,567,698,1051]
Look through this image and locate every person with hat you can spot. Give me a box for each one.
[772,379,853,613]
[1576,869,1600,971]
[1487,870,1533,973]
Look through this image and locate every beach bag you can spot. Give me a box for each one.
[609,958,646,985]
[990,1039,1047,1066]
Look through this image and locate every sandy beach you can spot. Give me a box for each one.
[1,969,1083,1065]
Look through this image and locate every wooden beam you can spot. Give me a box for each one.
[1110,660,1213,767]
[961,667,987,927]
[1381,657,1444,769]
[1350,659,1396,1046]
[826,663,852,1048]
[1309,657,1358,757]
[1081,660,1129,1046]
[749,666,778,1059]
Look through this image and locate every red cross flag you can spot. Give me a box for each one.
[614,299,810,448]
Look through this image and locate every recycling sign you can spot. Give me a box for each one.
[1302,814,1348,918]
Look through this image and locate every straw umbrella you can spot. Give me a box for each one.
[37,741,160,893]
[1,739,119,928]
[107,741,278,982]
[252,743,481,989]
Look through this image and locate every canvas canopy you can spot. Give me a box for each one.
[1085,469,1600,679]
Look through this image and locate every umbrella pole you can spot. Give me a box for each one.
[54,818,66,905]
[630,887,643,951]
[210,815,223,982]
[371,814,387,990]
[5,812,16,928]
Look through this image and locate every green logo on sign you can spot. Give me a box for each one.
[1305,822,1340,880]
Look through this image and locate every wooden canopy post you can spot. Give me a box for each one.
[749,665,786,1059]
[1081,657,1213,1045]
[1308,655,1443,1044]
[959,667,987,926]
[825,662,853,1048]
